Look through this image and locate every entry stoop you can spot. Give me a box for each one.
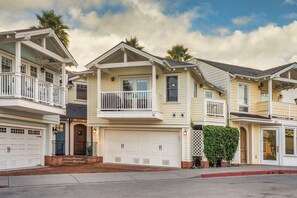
[45,156,103,166]
[62,156,87,165]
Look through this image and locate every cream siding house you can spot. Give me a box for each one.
[85,42,226,168]
[0,28,77,170]
[191,58,297,166]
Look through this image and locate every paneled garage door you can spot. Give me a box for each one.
[0,126,42,170]
[104,130,181,167]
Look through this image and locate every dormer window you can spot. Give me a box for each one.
[76,83,87,100]
[238,83,250,112]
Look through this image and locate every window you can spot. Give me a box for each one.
[238,83,249,112]
[205,90,213,98]
[45,71,54,83]
[76,84,87,100]
[166,76,178,102]
[30,66,37,77]
[285,128,295,155]
[21,64,26,74]
[1,57,12,73]
[260,91,268,102]
[193,81,198,98]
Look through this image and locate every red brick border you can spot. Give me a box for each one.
[181,161,194,169]
[200,161,210,168]
[45,156,103,166]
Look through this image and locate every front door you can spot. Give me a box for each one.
[240,127,247,164]
[261,128,279,165]
[55,123,65,155]
[74,124,87,155]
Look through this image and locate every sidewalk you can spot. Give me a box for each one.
[1,165,297,188]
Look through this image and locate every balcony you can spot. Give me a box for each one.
[191,97,226,125]
[257,101,297,120]
[97,90,163,120]
[0,72,65,115]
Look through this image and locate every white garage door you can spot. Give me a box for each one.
[104,130,181,167]
[0,126,42,170]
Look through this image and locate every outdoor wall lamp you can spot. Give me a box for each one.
[183,129,188,135]
[111,77,115,81]
[93,128,97,134]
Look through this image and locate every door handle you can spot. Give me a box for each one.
[7,147,11,153]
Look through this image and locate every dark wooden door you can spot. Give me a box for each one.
[240,127,247,164]
[74,124,87,155]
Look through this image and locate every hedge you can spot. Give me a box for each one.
[203,126,239,167]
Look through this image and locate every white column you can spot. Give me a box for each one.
[152,65,156,112]
[97,68,101,111]
[49,84,54,105]
[61,63,66,107]
[34,78,39,102]
[15,41,22,98]
[41,38,46,48]
[268,79,273,118]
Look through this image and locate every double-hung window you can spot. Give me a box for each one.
[238,83,249,112]
[30,66,37,78]
[45,71,54,83]
[76,84,87,100]
[1,57,12,73]
[166,75,178,102]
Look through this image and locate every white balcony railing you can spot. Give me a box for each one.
[0,73,64,107]
[100,90,152,111]
[205,98,225,117]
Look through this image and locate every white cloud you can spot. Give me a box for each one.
[1,0,297,72]
[284,0,297,5]
[282,12,297,19]
[232,15,254,26]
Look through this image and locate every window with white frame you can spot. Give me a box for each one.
[204,90,213,98]
[166,75,178,102]
[285,128,295,155]
[193,81,198,98]
[1,57,12,73]
[238,83,249,112]
[21,64,27,74]
[76,83,87,100]
[30,66,37,78]
[45,71,54,83]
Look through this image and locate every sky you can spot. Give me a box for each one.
[1,0,297,71]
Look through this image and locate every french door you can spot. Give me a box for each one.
[261,128,279,165]
[122,78,149,109]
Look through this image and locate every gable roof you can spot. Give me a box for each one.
[0,28,78,66]
[194,58,296,78]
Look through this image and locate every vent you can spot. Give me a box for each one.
[11,128,25,134]
[162,160,170,166]
[28,130,41,135]
[0,128,7,133]
[143,159,150,164]
[133,158,140,164]
[115,157,121,162]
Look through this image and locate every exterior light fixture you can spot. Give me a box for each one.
[183,129,188,135]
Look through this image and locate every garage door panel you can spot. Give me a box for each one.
[105,130,181,167]
[0,126,42,170]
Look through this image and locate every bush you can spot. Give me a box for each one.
[203,126,239,167]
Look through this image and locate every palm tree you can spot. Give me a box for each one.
[125,36,144,50]
[32,10,70,48]
[166,44,193,61]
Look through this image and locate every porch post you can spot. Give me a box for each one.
[268,79,273,118]
[15,41,22,98]
[97,68,101,111]
[61,63,66,108]
[152,65,156,112]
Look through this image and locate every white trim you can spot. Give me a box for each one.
[22,40,65,63]
[74,82,88,101]
[97,61,152,69]
[88,123,190,128]
[260,127,280,165]
[238,82,250,113]
[164,73,180,103]
[273,77,297,84]
[271,63,297,78]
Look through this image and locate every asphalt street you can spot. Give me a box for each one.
[1,174,297,198]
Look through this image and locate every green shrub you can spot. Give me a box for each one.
[203,126,239,167]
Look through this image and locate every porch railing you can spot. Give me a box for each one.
[257,101,297,120]
[100,90,152,111]
[0,73,64,107]
[205,98,225,117]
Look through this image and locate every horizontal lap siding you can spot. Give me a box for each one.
[87,68,189,126]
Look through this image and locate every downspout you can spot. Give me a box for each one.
[91,127,93,156]
[228,74,236,126]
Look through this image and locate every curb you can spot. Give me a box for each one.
[201,169,297,178]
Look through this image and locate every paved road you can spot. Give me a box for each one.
[1,174,297,198]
